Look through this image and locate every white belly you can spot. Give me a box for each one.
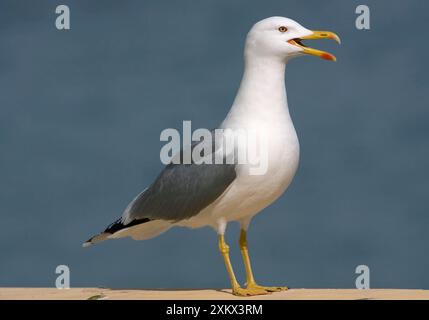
[178,118,300,229]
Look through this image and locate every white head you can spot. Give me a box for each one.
[245,17,340,62]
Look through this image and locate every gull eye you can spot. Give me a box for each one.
[278,26,288,33]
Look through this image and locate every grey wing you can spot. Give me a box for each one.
[83,130,236,246]
[123,132,236,223]
[124,162,236,223]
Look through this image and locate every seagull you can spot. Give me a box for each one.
[84,16,340,296]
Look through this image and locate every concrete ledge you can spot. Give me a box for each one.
[0,288,428,300]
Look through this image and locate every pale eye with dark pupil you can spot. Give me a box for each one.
[278,26,288,33]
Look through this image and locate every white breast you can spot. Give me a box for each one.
[215,109,300,223]
[179,107,300,229]
[178,51,300,229]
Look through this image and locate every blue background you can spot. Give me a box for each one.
[0,0,428,289]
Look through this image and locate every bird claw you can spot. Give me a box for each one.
[231,283,288,296]
[247,283,289,293]
[232,286,270,296]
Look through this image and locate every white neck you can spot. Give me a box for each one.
[222,55,291,128]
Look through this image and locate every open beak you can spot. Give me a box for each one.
[288,31,341,61]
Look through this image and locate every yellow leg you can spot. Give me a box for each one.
[218,235,267,296]
[239,229,288,292]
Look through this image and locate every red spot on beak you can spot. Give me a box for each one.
[321,53,336,61]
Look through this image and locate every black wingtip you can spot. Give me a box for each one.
[104,217,151,234]
[82,217,152,247]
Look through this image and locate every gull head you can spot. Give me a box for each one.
[245,16,340,62]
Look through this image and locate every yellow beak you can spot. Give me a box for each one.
[288,31,341,61]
